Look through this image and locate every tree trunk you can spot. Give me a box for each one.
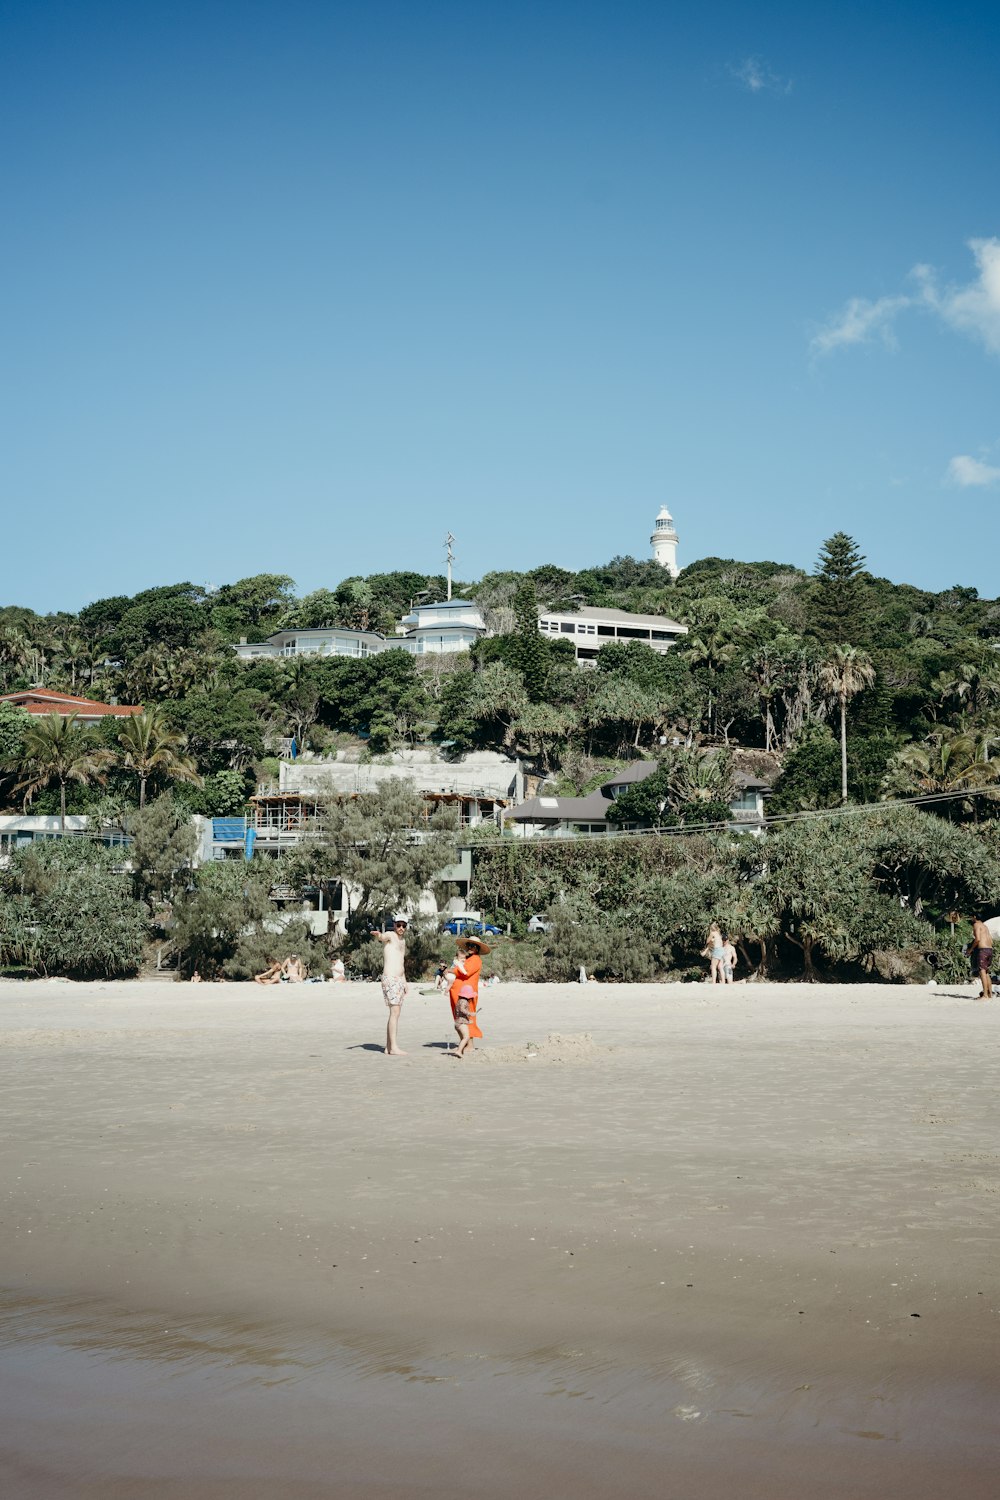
[801,933,820,982]
[139,774,147,810]
[59,780,66,832]
[839,697,848,804]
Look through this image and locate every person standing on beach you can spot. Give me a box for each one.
[968,914,993,1000]
[448,935,488,1057]
[371,916,409,1054]
[703,923,727,984]
[722,935,738,984]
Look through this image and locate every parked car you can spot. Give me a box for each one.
[527,914,549,934]
[440,916,503,936]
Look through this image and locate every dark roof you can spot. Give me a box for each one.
[602,761,660,790]
[506,790,612,824]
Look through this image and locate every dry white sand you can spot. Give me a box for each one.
[1,977,998,1499]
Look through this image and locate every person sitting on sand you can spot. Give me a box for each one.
[331,957,346,983]
[967,915,993,1000]
[370,916,409,1055]
[448,936,488,1058]
[190,970,203,984]
[281,954,307,983]
[254,961,283,986]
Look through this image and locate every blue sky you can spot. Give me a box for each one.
[3,0,999,612]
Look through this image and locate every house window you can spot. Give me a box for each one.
[597,625,616,637]
[560,622,575,634]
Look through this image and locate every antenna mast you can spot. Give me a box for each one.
[445,532,456,601]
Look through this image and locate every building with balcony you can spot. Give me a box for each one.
[536,606,687,665]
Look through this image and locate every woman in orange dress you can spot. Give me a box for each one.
[448,935,489,1057]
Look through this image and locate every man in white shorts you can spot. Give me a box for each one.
[370,916,409,1055]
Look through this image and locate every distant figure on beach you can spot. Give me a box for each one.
[371,916,409,1055]
[448,935,488,1058]
[190,970,203,984]
[331,957,346,983]
[282,954,306,983]
[254,960,283,986]
[967,915,993,1000]
[723,936,738,984]
[703,923,728,984]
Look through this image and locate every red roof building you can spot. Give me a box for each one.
[0,690,143,725]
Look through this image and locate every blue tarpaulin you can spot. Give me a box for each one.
[212,818,246,842]
[244,828,256,861]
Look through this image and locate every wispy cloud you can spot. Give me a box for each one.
[946,454,1000,487]
[914,239,1000,355]
[730,56,792,95]
[810,294,912,355]
[811,238,1000,357]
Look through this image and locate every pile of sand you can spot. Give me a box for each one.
[468,1032,609,1065]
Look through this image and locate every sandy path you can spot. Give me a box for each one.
[1,978,998,1498]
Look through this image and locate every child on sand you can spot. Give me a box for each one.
[723,936,738,984]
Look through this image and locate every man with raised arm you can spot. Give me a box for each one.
[371,916,409,1054]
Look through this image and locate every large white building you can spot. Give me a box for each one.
[538,606,686,664]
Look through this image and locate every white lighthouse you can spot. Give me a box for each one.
[650,505,679,577]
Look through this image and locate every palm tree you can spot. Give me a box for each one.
[13,713,114,830]
[117,707,202,809]
[0,624,30,690]
[818,644,876,804]
[883,728,1000,818]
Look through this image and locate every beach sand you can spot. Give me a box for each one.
[1,977,998,1498]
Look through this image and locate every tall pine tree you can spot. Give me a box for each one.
[812,532,870,645]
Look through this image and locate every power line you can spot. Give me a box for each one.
[497,784,1000,845]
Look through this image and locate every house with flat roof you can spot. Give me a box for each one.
[537,606,687,665]
[232,626,390,661]
[0,689,143,724]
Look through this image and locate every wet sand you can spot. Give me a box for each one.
[1,977,998,1498]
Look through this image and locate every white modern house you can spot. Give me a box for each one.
[395,598,485,654]
[537,606,687,665]
[233,626,389,661]
[233,601,487,662]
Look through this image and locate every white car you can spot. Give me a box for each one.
[527,914,549,934]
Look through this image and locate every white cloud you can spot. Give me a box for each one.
[914,239,1000,355]
[730,56,792,95]
[812,237,1000,357]
[810,294,912,354]
[946,454,1000,487]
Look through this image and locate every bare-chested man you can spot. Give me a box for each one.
[370,917,409,1054]
[968,914,994,1000]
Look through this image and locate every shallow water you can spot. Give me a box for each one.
[1,1289,997,1500]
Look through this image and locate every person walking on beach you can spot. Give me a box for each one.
[703,923,728,984]
[371,916,409,1054]
[448,935,488,1058]
[967,914,993,1000]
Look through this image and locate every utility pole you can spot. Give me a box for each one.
[445,532,456,601]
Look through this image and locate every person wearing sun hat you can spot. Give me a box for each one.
[447,934,489,1057]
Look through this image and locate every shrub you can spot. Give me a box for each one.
[0,840,146,979]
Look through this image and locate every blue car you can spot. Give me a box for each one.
[440,916,502,937]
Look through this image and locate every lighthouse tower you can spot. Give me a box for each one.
[650,505,679,577]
